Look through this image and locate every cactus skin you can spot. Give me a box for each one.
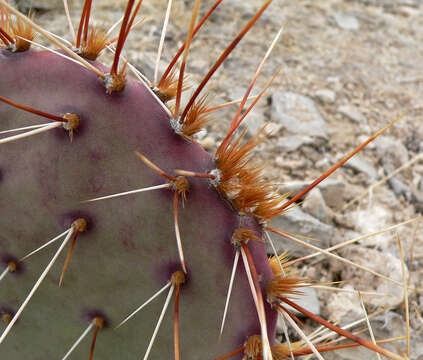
[0,47,278,358]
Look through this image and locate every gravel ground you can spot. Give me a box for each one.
[13,0,423,358]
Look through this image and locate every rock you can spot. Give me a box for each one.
[279,179,346,210]
[388,177,414,201]
[265,122,283,137]
[268,207,334,257]
[417,171,423,192]
[347,204,393,248]
[275,157,306,170]
[16,0,62,11]
[333,13,360,31]
[318,179,346,209]
[374,311,406,337]
[314,89,336,104]
[376,136,409,167]
[344,156,378,183]
[303,188,328,223]
[372,312,423,360]
[411,189,423,213]
[375,137,412,200]
[276,135,315,152]
[315,157,330,170]
[243,107,267,136]
[324,307,423,359]
[271,91,328,139]
[276,286,320,333]
[326,285,363,324]
[199,137,216,150]
[327,76,343,92]
[225,1,288,26]
[325,338,423,360]
[324,346,375,360]
[359,0,420,7]
[339,246,406,308]
[325,285,415,359]
[194,128,207,140]
[338,105,366,124]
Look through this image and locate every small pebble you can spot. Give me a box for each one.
[315,89,336,104]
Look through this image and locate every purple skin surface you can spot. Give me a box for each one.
[0,49,277,359]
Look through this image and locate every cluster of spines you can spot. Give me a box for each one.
[0,6,34,52]
[0,0,413,359]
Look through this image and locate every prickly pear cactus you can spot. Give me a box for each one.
[0,1,281,359]
[0,47,279,358]
[0,1,412,360]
